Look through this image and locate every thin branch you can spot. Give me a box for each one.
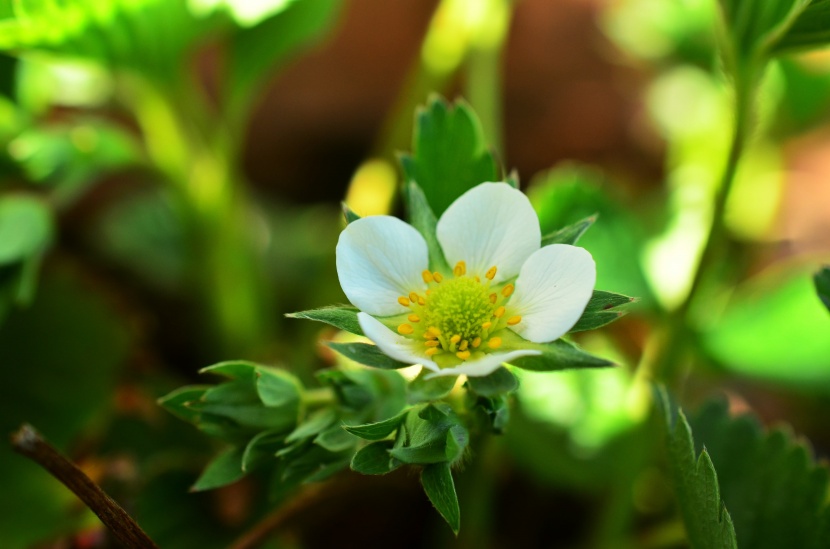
[10,423,159,549]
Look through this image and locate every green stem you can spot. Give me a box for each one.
[302,387,337,409]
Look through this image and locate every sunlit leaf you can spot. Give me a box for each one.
[286,305,363,335]
[508,337,614,372]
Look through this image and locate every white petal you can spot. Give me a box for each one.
[436,183,540,282]
[508,244,596,343]
[358,313,440,372]
[424,349,541,378]
[336,216,429,316]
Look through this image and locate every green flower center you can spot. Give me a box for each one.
[393,261,522,364]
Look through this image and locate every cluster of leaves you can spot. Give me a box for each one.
[657,387,830,549]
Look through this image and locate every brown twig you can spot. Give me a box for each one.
[10,423,159,549]
[229,482,329,549]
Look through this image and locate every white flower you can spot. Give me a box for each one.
[336,182,596,378]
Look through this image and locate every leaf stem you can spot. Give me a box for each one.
[302,387,337,408]
[10,424,159,549]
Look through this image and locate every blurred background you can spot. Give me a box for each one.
[1,0,829,547]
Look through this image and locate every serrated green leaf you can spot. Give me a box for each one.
[399,95,500,216]
[508,337,614,372]
[655,387,737,549]
[344,410,408,441]
[403,181,450,272]
[686,395,830,549]
[285,408,337,443]
[255,367,302,408]
[465,366,517,397]
[286,306,363,335]
[192,379,297,432]
[407,368,457,403]
[350,440,400,475]
[569,290,635,333]
[421,462,460,535]
[390,405,468,465]
[540,214,596,247]
[815,266,830,313]
[191,446,246,492]
[327,341,412,369]
[0,195,53,265]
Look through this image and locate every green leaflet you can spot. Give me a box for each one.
[465,366,518,397]
[399,95,500,216]
[286,306,363,336]
[350,440,400,475]
[655,387,738,549]
[815,267,830,313]
[407,368,457,404]
[327,341,412,370]
[508,337,614,372]
[344,410,408,441]
[540,214,596,247]
[421,462,460,535]
[191,445,247,492]
[569,290,635,333]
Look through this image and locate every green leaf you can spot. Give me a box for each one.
[465,367,518,396]
[540,214,596,246]
[407,368,457,403]
[350,440,400,475]
[468,394,510,434]
[227,0,342,118]
[509,338,614,372]
[0,195,53,265]
[342,202,361,224]
[286,408,338,443]
[772,0,830,55]
[344,410,408,441]
[157,385,210,424]
[685,394,830,549]
[399,95,500,216]
[192,379,298,432]
[815,266,830,313]
[327,342,412,369]
[286,306,363,336]
[255,367,302,408]
[403,181,450,272]
[313,425,357,453]
[199,360,259,379]
[191,446,247,492]
[241,430,284,472]
[421,462,460,535]
[569,290,635,333]
[389,405,468,465]
[655,387,738,549]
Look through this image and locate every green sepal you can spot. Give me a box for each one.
[351,440,401,475]
[342,202,361,224]
[399,95,500,216]
[157,385,210,424]
[389,404,468,465]
[190,446,247,492]
[407,368,457,403]
[242,430,285,472]
[327,342,412,369]
[465,366,517,397]
[285,408,338,443]
[286,306,363,335]
[540,214,596,247]
[655,386,739,549]
[815,266,830,313]
[508,337,614,372]
[421,462,461,536]
[569,290,635,333]
[403,180,450,273]
[344,410,408,441]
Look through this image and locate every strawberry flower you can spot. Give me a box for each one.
[336,183,596,378]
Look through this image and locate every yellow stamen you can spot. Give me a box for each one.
[425,340,440,347]
[425,348,440,356]
[418,296,426,306]
[409,292,419,303]
[475,276,481,283]
[486,266,497,280]
[488,337,503,349]
[489,293,497,304]
[472,337,482,348]
[507,315,522,326]
[494,306,506,318]
[398,296,411,307]
[428,326,442,337]
[433,272,443,283]
[456,350,471,360]
[502,284,515,297]
[422,270,434,283]
[397,324,414,335]
[459,340,469,351]
[482,321,492,330]
[450,334,461,344]
[453,261,466,276]
[408,314,421,323]
[423,331,437,339]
